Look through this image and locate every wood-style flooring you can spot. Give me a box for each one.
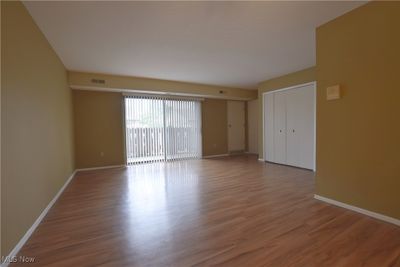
[13,155,400,266]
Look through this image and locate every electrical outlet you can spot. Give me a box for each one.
[100,152,104,157]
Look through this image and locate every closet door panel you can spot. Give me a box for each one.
[273,91,287,164]
[286,85,315,169]
[227,101,245,152]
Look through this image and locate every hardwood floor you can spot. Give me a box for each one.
[13,155,400,266]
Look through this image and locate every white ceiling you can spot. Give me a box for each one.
[24,1,364,89]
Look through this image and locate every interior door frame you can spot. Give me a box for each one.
[262,81,316,171]
[227,100,246,153]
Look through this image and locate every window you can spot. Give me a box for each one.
[125,96,202,164]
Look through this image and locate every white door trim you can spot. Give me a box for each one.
[262,81,316,171]
[262,81,316,95]
[1,171,77,267]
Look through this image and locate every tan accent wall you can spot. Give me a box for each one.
[69,71,257,101]
[247,100,258,154]
[316,1,400,219]
[72,92,229,167]
[69,71,253,162]
[244,101,248,152]
[202,99,228,156]
[1,1,74,256]
[73,91,125,169]
[257,67,316,157]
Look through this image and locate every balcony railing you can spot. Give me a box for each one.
[126,127,200,164]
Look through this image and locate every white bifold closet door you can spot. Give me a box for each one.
[263,84,315,170]
[125,96,202,165]
[273,92,287,165]
[285,86,315,169]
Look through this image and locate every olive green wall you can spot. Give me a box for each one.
[1,1,75,256]
[73,90,125,169]
[247,100,258,154]
[316,1,400,220]
[70,70,255,166]
[72,91,231,168]
[257,67,316,157]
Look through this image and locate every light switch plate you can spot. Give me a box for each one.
[326,85,341,100]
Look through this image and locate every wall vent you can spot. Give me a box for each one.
[91,78,105,84]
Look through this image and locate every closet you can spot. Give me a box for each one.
[263,83,315,170]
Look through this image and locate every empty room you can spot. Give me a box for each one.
[1,1,400,266]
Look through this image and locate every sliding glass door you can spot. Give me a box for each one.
[125,95,202,165]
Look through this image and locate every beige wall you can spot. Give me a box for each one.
[202,99,229,156]
[69,71,257,101]
[72,92,230,168]
[316,1,400,220]
[1,1,74,256]
[247,100,258,154]
[69,70,255,164]
[257,67,316,157]
[73,90,125,169]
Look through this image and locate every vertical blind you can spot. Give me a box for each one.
[125,95,202,165]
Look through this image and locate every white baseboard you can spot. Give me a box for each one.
[1,164,132,266]
[314,194,400,227]
[202,154,229,159]
[75,164,126,172]
[1,170,77,267]
[258,158,264,162]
